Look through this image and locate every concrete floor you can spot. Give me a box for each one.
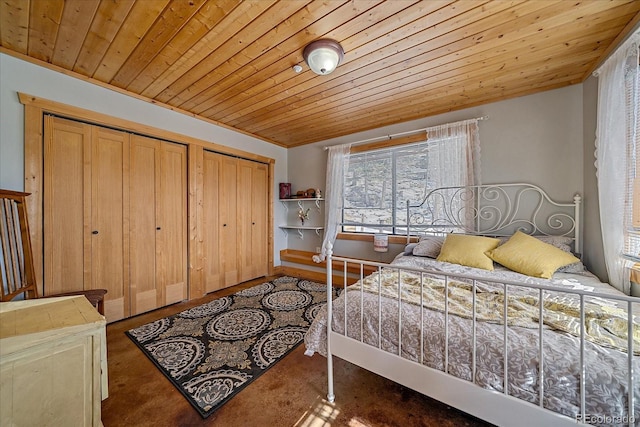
[101,276,492,427]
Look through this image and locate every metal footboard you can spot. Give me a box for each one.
[324,244,637,427]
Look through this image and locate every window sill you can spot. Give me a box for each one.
[336,232,418,244]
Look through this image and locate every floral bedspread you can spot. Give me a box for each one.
[304,255,640,423]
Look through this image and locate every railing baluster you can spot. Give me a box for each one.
[539,289,544,407]
[472,279,477,384]
[398,269,402,357]
[580,295,585,420]
[378,266,382,349]
[420,273,424,366]
[445,276,449,374]
[503,283,508,396]
[360,264,364,342]
[343,262,347,337]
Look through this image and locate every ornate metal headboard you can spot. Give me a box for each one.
[406,183,582,254]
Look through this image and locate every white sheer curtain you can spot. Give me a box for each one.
[313,143,351,263]
[593,29,639,294]
[418,119,482,231]
[424,119,481,188]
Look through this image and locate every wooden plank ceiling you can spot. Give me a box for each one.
[1,0,639,147]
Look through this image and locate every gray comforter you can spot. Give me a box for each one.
[304,255,640,425]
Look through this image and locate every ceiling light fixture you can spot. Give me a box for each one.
[303,39,344,75]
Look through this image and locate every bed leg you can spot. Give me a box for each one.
[327,352,335,403]
[326,242,335,403]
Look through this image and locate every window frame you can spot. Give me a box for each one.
[340,126,477,237]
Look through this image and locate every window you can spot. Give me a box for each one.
[594,30,639,293]
[625,59,640,259]
[342,121,480,235]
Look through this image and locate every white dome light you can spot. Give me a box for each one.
[303,39,344,75]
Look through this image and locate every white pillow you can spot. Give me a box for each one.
[412,236,444,258]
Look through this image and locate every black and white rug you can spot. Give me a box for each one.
[126,276,336,418]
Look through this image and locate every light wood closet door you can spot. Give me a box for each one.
[44,116,130,322]
[238,159,268,282]
[219,155,239,287]
[130,135,187,315]
[202,151,222,293]
[43,116,90,295]
[158,141,187,305]
[91,126,130,322]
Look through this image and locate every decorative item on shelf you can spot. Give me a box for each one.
[303,39,344,75]
[373,233,389,253]
[296,190,306,198]
[279,183,291,199]
[306,188,316,198]
[316,189,322,198]
[298,206,310,225]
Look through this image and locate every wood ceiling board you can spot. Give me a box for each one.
[26,0,64,62]
[244,22,622,138]
[0,0,30,53]
[228,1,594,132]
[179,0,392,115]
[197,0,471,120]
[92,0,171,82]
[153,0,295,104]
[72,0,136,76]
[50,0,100,70]
[124,0,241,94]
[219,1,561,129]
[109,0,209,89]
[2,0,638,147]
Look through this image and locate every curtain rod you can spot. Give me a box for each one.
[323,115,489,150]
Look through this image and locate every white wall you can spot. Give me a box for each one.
[0,52,289,264]
[287,85,602,273]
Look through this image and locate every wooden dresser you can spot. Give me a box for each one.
[0,296,108,426]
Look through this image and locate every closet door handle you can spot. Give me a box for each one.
[252,222,255,225]
[156,227,161,230]
[223,224,227,227]
[92,230,99,235]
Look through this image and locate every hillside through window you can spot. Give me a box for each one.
[342,123,480,235]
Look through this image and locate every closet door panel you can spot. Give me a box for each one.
[251,162,269,279]
[220,156,238,287]
[238,160,268,282]
[158,142,187,305]
[202,151,222,293]
[130,136,159,315]
[91,127,130,322]
[43,117,90,295]
[237,160,253,283]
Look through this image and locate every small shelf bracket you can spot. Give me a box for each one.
[278,226,323,239]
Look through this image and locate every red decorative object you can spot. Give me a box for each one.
[279,183,291,199]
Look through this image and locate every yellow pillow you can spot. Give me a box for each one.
[436,234,501,270]
[486,231,580,278]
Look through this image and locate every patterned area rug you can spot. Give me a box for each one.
[126,276,336,418]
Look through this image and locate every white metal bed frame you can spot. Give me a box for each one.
[404,183,581,253]
[322,183,636,427]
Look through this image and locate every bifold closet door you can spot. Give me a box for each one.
[202,151,223,293]
[43,116,90,295]
[130,135,187,315]
[202,153,268,291]
[44,116,130,321]
[237,159,268,282]
[219,155,240,287]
